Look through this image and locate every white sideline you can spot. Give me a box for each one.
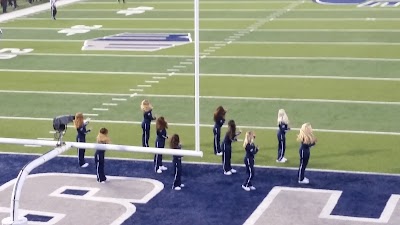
[0,116,399,136]
[1,69,399,81]
[0,0,83,23]
[0,90,399,106]
[1,151,400,177]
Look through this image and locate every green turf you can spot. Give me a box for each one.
[1,119,399,173]
[0,0,399,174]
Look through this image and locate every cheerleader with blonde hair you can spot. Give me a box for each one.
[276,109,290,163]
[297,123,317,184]
[242,131,258,191]
[74,112,91,168]
[141,99,156,147]
[95,127,111,183]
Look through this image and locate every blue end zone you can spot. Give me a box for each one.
[25,214,53,222]
[61,189,89,196]
[1,154,400,224]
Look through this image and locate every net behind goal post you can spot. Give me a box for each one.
[0,0,202,223]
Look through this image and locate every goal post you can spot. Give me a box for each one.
[194,0,201,152]
[2,144,73,225]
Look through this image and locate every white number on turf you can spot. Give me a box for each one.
[117,7,154,16]
[58,25,102,36]
[0,48,33,60]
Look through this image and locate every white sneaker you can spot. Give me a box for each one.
[160,165,168,171]
[216,152,223,156]
[249,186,256,190]
[242,185,250,191]
[282,157,288,162]
[156,169,162,174]
[230,169,237,174]
[174,186,181,191]
[81,163,89,168]
[298,177,310,184]
[180,184,185,188]
[276,159,285,163]
[224,171,232,175]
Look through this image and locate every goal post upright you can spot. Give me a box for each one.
[194,0,201,152]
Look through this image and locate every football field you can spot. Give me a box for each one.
[0,0,400,173]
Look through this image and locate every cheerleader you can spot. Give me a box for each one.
[50,0,57,20]
[171,134,184,190]
[242,131,258,191]
[221,120,241,175]
[276,109,290,163]
[95,127,111,183]
[154,116,168,174]
[141,99,156,147]
[297,123,317,184]
[74,112,91,168]
[213,106,226,156]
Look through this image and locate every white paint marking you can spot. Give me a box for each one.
[145,80,159,84]
[112,98,127,101]
[204,49,215,52]
[138,84,152,87]
[180,61,192,65]
[0,116,398,136]
[201,55,207,59]
[152,76,167,79]
[129,89,143,92]
[209,46,220,49]
[167,68,179,72]
[0,90,130,96]
[135,93,400,105]
[215,43,226,47]
[168,72,175,76]
[227,41,232,44]
[24,145,42,147]
[130,93,138,98]
[36,138,54,141]
[83,113,99,116]
[173,65,186,68]
[102,103,118,106]
[49,131,56,134]
[92,108,109,111]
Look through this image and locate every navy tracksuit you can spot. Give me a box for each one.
[76,124,90,167]
[95,149,106,182]
[277,122,290,161]
[298,141,316,181]
[142,110,155,147]
[243,143,258,187]
[154,129,167,172]
[172,148,183,188]
[221,132,238,173]
[213,117,225,155]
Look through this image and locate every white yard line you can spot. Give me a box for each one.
[0,116,399,136]
[1,53,399,62]
[19,17,260,21]
[1,69,399,81]
[4,27,400,32]
[61,8,400,12]
[0,90,131,96]
[4,39,400,46]
[0,90,398,105]
[2,151,400,177]
[134,94,400,105]
[79,1,297,4]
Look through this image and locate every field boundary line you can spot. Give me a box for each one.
[134,93,400,105]
[1,69,399,81]
[3,27,400,32]
[4,39,400,46]
[2,53,400,62]
[61,8,400,12]
[0,116,399,136]
[78,1,298,4]
[0,0,83,23]
[0,90,399,105]
[1,151,400,177]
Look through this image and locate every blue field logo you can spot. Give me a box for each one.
[314,0,400,7]
[82,33,192,52]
